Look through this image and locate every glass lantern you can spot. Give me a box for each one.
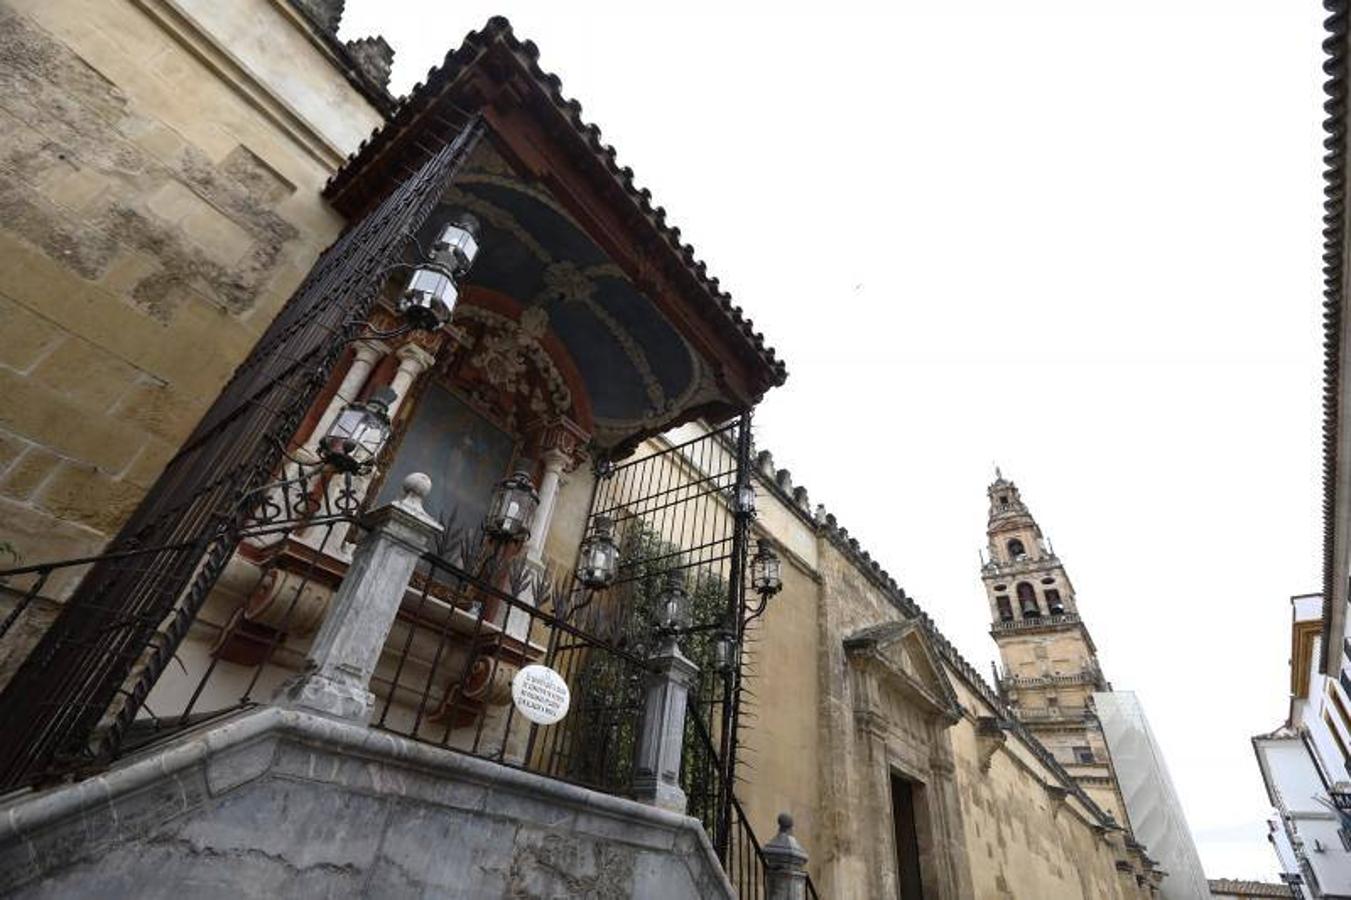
[736,483,757,515]
[656,570,690,632]
[398,265,458,331]
[576,515,619,589]
[432,212,481,277]
[713,626,739,674]
[750,539,783,598]
[317,387,395,473]
[484,465,539,542]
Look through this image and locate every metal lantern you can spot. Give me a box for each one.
[576,515,619,589]
[484,465,539,542]
[713,626,739,674]
[398,265,458,331]
[656,569,690,632]
[432,212,481,277]
[736,483,757,515]
[317,387,395,473]
[396,213,482,331]
[750,539,783,598]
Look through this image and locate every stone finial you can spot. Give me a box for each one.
[345,35,395,89]
[401,472,431,506]
[763,812,809,900]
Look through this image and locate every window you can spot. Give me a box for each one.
[995,596,1013,622]
[999,494,1009,506]
[1016,582,1040,617]
[1045,588,1064,615]
[1046,695,1059,707]
[1007,538,1026,560]
[1073,746,1095,764]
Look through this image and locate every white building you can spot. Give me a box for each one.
[1253,594,1351,898]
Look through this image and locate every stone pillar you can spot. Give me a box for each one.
[632,637,699,813]
[277,473,442,721]
[524,447,569,567]
[764,813,810,900]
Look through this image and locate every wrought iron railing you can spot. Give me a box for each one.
[0,469,372,782]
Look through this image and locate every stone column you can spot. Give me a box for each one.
[504,447,571,640]
[632,636,699,813]
[524,446,569,567]
[277,472,442,722]
[764,813,810,900]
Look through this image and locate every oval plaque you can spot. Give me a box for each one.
[511,664,571,725]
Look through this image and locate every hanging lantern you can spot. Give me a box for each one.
[317,387,395,473]
[736,483,757,515]
[398,265,458,331]
[713,626,739,674]
[656,570,690,632]
[484,465,539,542]
[396,213,483,331]
[750,539,783,599]
[433,212,481,277]
[576,515,619,589]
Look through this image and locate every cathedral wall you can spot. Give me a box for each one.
[0,0,382,576]
[0,0,385,686]
[946,676,1151,900]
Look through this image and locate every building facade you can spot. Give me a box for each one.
[0,2,1174,897]
[1254,593,1351,898]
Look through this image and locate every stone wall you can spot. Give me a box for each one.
[0,706,735,899]
[734,448,1158,898]
[0,0,383,573]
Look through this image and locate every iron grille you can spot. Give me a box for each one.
[0,115,484,789]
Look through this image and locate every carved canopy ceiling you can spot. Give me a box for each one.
[414,143,721,450]
[327,17,787,454]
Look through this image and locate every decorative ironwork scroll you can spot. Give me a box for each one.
[0,116,484,790]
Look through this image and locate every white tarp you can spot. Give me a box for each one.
[1094,691,1211,900]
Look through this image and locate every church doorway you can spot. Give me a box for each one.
[890,771,925,900]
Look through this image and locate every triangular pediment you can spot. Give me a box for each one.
[844,620,963,723]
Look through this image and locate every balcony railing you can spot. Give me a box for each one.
[1015,705,1089,722]
[991,612,1081,633]
[981,553,1059,576]
[999,670,1101,690]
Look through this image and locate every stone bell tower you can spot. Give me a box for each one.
[980,470,1127,824]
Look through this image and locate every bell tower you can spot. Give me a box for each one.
[980,470,1127,823]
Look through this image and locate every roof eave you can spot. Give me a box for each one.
[1321,0,1350,674]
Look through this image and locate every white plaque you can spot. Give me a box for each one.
[511,664,571,725]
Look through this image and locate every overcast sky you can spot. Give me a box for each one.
[344,0,1325,879]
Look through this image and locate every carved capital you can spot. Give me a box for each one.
[528,415,591,472]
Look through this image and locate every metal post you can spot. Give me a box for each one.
[718,410,754,860]
[633,634,700,813]
[276,473,442,722]
[763,813,810,900]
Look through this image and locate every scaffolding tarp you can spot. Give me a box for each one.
[1094,691,1211,900]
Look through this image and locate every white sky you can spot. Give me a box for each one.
[344,0,1326,880]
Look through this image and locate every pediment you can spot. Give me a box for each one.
[844,620,963,724]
